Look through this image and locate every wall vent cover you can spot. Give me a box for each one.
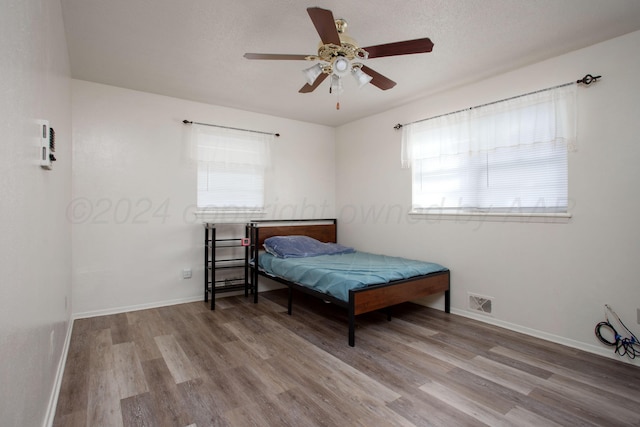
[468,293,493,315]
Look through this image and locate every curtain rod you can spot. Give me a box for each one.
[393,73,601,130]
[183,120,280,137]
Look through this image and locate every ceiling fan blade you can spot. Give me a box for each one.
[299,73,329,93]
[360,66,396,90]
[362,38,434,59]
[307,7,341,45]
[244,53,310,60]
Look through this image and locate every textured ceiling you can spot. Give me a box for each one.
[60,0,640,127]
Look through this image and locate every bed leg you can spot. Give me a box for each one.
[287,286,293,316]
[386,307,392,321]
[445,289,450,313]
[253,268,259,304]
[348,304,355,347]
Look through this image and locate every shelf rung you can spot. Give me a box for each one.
[215,277,244,285]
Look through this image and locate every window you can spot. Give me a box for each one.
[197,163,265,209]
[191,124,272,212]
[402,84,576,215]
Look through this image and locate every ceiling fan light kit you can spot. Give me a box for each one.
[244,7,434,109]
[332,56,351,77]
[352,66,373,88]
[302,63,324,86]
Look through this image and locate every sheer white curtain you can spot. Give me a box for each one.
[190,124,272,168]
[189,124,273,211]
[401,84,577,168]
[401,84,577,213]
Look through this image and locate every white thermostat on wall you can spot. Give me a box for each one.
[37,119,56,170]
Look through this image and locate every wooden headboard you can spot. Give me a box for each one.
[248,219,337,248]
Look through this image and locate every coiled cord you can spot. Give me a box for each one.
[595,305,640,359]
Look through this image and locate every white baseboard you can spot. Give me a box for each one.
[450,307,640,367]
[73,295,204,319]
[43,318,74,427]
[72,278,287,320]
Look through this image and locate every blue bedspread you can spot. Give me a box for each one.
[258,251,448,302]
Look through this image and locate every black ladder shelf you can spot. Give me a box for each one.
[203,223,251,310]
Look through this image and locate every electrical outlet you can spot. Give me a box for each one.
[182,268,192,279]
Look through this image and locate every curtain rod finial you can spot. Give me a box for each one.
[394,123,403,130]
[183,120,193,124]
[577,74,601,85]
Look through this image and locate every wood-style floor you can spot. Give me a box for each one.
[53,289,640,426]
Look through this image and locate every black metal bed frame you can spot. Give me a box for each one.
[246,219,451,346]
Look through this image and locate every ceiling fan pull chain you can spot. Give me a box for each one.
[329,76,341,110]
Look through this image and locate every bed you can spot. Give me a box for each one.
[246,219,450,346]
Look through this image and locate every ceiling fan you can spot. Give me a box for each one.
[243,7,434,107]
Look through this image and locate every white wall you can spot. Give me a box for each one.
[0,0,72,425]
[71,80,335,316]
[336,30,640,364]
